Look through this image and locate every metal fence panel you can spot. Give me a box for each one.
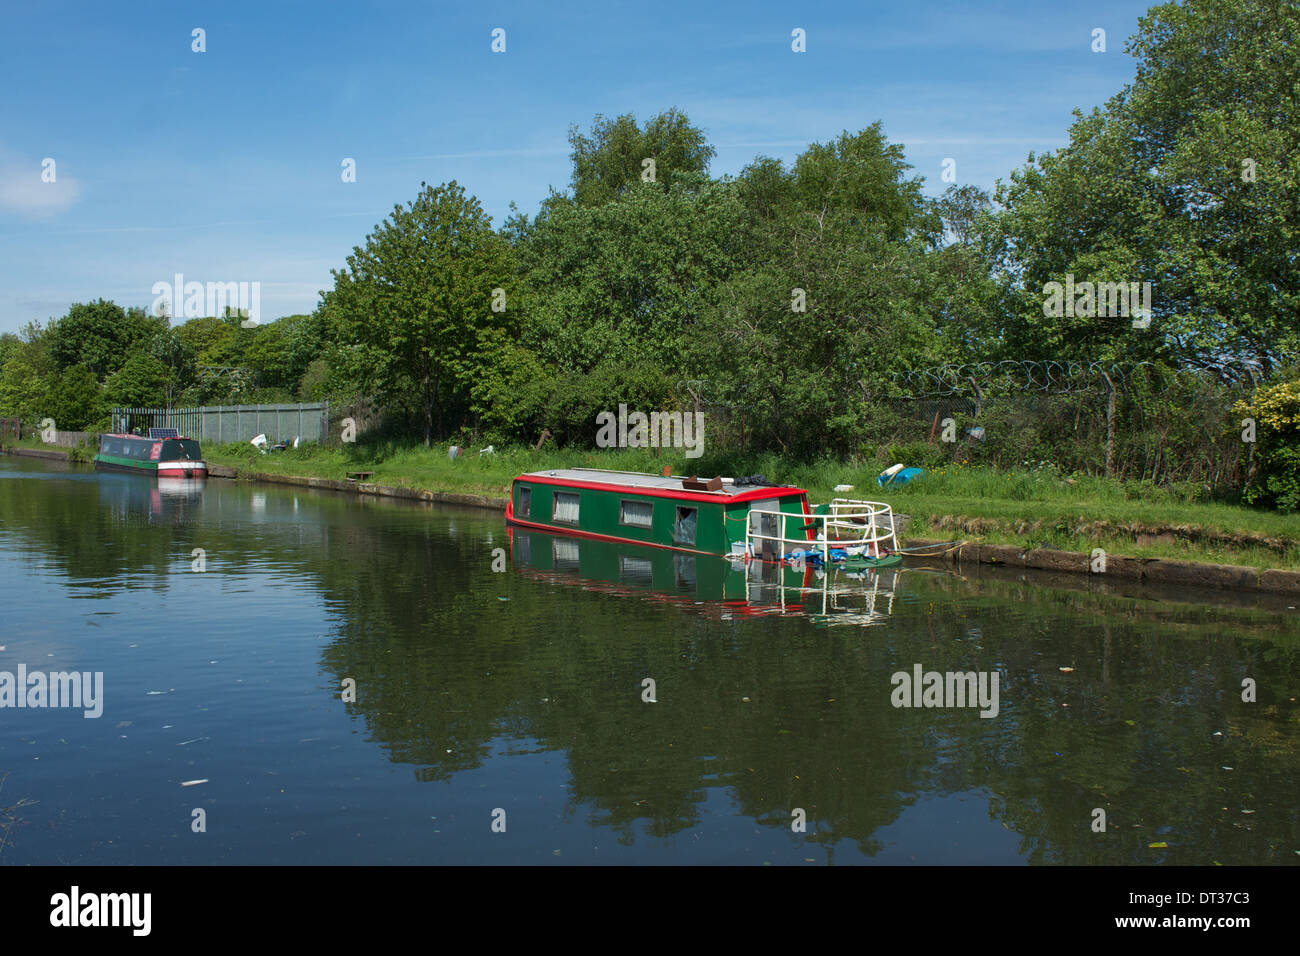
[110,403,330,445]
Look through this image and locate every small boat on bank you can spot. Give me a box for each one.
[505,467,902,567]
[93,430,208,479]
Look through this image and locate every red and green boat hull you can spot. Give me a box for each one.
[94,435,208,479]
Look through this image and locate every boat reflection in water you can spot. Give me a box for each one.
[151,476,204,514]
[508,526,907,625]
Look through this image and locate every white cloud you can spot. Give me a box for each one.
[0,160,82,219]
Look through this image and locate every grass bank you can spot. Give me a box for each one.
[196,440,1300,572]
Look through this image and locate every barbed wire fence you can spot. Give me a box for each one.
[886,360,1255,482]
[676,360,1258,486]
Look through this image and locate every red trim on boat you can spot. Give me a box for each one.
[505,501,721,556]
[513,473,807,504]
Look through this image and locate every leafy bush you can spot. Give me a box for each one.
[1237,380,1300,512]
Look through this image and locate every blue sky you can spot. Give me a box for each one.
[0,0,1158,334]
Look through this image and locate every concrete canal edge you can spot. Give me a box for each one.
[5,445,1298,596]
[1,445,78,462]
[202,463,511,512]
[906,538,1300,596]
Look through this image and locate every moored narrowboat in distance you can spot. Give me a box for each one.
[505,468,902,566]
[94,429,208,479]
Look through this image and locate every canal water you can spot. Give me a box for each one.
[0,455,1296,865]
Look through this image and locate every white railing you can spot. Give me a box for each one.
[743,499,898,563]
[729,555,902,621]
[825,499,899,553]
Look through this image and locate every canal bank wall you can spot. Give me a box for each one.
[204,463,509,511]
[5,444,1298,596]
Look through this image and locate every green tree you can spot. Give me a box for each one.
[520,177,747,376]
[320,181,514,445]
[981,0,1300,373]
[0,323,55,425]
[243,314,324,392]
[567,109,716,207]
[46,365,104,431]
[149,327,196,402]
[695,128,946,455]
[47,300,165,379]
[174,315,237,367]
[104,354,176,408]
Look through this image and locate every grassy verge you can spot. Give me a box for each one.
[196,440,1300,572]
[0,434,94,462]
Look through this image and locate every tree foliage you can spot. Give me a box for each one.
[318,181,514,445]
[980,0,1299,374]
[567,108,716,208]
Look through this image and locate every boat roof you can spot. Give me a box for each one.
[515,468,806,503]
[102,433,197,440]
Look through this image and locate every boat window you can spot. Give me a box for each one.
[161,439,203,460]
[553,492,579,524]
[518,485,531,517]
[673,507,697,546]
[619,499,653,529]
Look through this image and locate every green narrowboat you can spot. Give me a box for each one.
[94,432,208,479]
[505,468,902,566]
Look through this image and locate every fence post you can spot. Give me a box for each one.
[1101,371,1117,478]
